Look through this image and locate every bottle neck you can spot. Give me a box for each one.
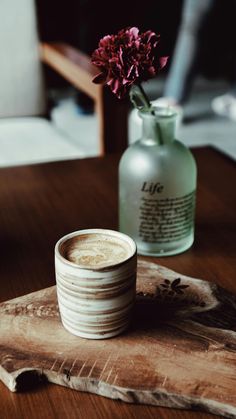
[140,107,177,145]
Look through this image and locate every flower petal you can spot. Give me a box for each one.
[159,56,169,69]
[92,72,107,84]
[91,26,169,99]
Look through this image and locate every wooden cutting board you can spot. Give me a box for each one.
[0,259,236,418]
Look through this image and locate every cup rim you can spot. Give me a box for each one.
[55,228,137,271]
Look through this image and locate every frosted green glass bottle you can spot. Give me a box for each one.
[119,107,197,256]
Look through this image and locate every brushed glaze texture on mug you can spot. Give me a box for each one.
[55,229,137,339]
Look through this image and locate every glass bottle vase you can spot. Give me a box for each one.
[119,107,197,256]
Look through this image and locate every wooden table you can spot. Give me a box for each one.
[0,147,235,419]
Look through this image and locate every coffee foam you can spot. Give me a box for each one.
[62,233,133,268]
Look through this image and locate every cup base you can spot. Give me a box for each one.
[61,319,130,340]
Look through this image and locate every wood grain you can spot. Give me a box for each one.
[0,147,235,419]
[1,260,236,418]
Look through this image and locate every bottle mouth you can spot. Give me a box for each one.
[138,106,177,120]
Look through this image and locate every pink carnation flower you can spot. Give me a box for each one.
[91,27,168,99]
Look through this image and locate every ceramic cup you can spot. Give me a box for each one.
[55,228,137,339]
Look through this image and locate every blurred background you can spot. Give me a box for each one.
[0,0,235,166]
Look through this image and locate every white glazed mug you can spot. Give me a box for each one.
[55,228,137,339]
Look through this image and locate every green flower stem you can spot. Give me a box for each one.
[137,84,152,109]
[130,84,165,144]
[129,84,154,112]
